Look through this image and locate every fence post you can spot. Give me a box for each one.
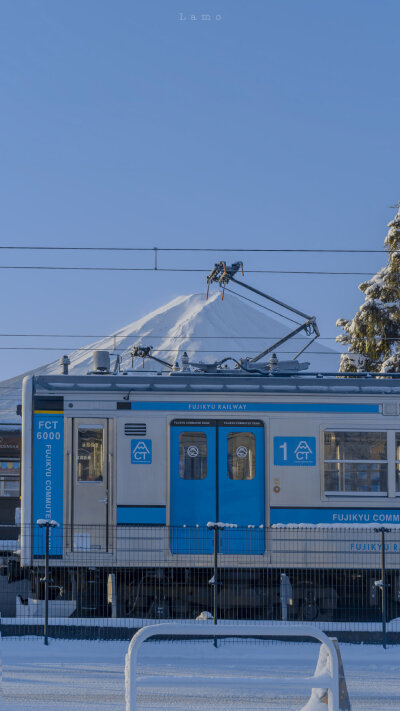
[206,522,221,633]
[375,526,391,649]
[44,525,49,645]
[37,519,59,646]
[213,525,219,632]
[206,522,221,648]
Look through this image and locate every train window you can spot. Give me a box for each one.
[0,461,20,496]
[77,427,104,482]
[395,434,400,492]
[227,432,255,480]
[324,431,387,494]
[179,433,207,480]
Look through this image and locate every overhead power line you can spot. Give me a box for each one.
[0,246,396,254]
[0,387,25,391]
[0,265,376,275]
[0,333,330,339]
[0,332,396,341]
[0,346,340,354]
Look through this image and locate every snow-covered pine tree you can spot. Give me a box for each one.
[336,204,400,372]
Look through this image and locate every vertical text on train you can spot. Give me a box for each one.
[45,444,52,520]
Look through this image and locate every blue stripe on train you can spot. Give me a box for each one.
[270,508,400,525]
[129,402,380,413]
[117,506,166,525]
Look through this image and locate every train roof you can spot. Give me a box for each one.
[29,371,400,397]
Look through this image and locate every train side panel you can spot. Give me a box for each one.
[20,376,400,573]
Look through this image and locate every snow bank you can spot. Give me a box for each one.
[3,638,400,710]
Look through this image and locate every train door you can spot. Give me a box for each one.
[170,419,265,554]
[218,423,265,554]
[72,419,111,552]
[170,421,216,554]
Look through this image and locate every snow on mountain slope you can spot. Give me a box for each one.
[0,292,339,421]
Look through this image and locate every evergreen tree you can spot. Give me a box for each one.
[336,204,400,372]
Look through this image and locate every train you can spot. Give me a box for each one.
[9,265,400,621]
[0,424,21,533]
[11,352,400,621]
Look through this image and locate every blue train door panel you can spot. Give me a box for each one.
[170,420,216,554]
[218,421,265,554]
[170,419,265,554]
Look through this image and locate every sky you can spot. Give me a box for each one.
[0,0,399,381]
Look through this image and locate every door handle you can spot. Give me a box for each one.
[98,496,108,504]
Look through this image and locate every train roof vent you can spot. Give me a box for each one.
[124,423,147,436]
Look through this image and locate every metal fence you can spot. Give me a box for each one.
[1,524,400,641]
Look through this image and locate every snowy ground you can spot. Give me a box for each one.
[2,637,400,710]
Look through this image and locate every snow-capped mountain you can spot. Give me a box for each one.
[0,291,339,421]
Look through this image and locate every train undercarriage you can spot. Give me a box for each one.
[8,564,400,623]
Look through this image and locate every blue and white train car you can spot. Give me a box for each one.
[17,361,400,618]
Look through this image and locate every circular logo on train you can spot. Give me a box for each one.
[187,445,199,458]
[236,445,248,459]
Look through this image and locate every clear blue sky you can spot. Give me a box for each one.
[0,0,399,380]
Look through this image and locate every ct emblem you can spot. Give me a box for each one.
[187,445,199,458]
[236,446,248,459]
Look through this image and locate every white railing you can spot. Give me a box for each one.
[125,623,340,711]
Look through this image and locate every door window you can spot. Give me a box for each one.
[227,432,255,480]
[179,432,207,480]
[77,427,104,482]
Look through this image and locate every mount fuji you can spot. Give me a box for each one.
[0,291,339,421]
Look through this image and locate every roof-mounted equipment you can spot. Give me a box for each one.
[206,260,320,370]
[131,345,177,371]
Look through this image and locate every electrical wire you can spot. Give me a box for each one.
[0,332,395,341]
[0,265,377,275]
[0,347,341,353]
[0,246,397,254]
[0,387,26,390]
